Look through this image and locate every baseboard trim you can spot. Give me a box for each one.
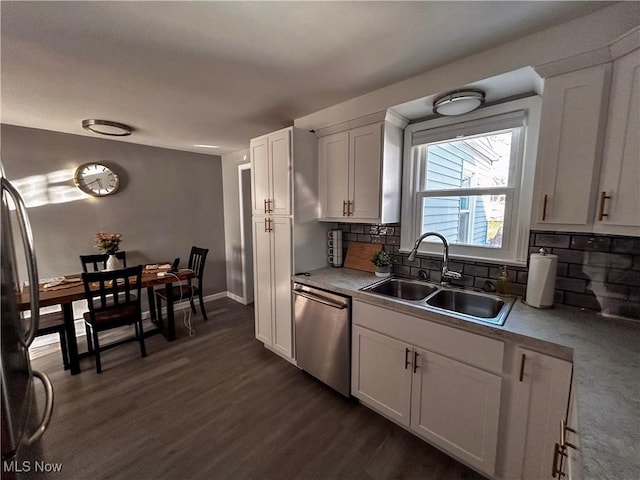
[226,292,244,303]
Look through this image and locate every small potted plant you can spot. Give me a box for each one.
[371,250,392,278]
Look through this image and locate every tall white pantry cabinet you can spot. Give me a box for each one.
[250,127,328,361]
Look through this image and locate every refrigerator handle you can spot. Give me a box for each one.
[1,178,39,345]
[25,371,54,444]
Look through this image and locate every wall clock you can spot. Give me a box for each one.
[73,162,120,197]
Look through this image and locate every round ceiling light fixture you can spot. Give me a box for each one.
[432,89,486,116]
[82,119,133,136]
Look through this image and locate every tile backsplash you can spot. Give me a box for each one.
[334,223,640,320]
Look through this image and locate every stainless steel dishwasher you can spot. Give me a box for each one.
[293,283,351,397]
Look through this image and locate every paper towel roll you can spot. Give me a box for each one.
[526,250,558,308]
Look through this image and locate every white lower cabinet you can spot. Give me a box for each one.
[253,216,293,358]
[352,302,503,477]
[352,326,412,426]
[410,347,502,476]
[564,388,582,480]
[500,346,573,480]
[352,301,576,480]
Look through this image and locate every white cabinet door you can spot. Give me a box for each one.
[252,217,293,358]
[270,217,293,357]
[352,325,412,427]
[595,48,640,234]
[410,348,502,477]
[318,131,350,218]
[533,64,610,229]
[252,217,272,345]
[509,348,573,480]
[269,129,292,216]
[349,123,382,220]
[251,137,270,215]
[251,129,291,216]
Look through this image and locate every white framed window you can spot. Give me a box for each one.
[400,97,541,265]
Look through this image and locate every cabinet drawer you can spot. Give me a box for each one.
[353,300,503,374]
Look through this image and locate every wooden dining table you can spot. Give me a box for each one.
[18,265,195,374]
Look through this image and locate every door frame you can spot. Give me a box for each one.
[238,162,253,305]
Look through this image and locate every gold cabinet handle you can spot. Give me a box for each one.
[348,200,353,216]
[404,348,411,370]
[552,443,567,478]
[560,420,577,450]
[413,351,419,373]
[542,194,549,221]
[264,199,269,214]
[264,218,269,233]
[342,200,347,216]
[598,191,611,221]
[519,353,526,382]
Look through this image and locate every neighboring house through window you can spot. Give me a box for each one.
[400,97,541,265]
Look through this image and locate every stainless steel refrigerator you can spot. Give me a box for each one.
[1,164,54,479]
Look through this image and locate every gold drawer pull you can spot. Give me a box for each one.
[598,191,611,221]
[552,443,567,478]
[560,420,577,450]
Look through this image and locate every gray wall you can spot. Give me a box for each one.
[1,124,226,296]
[221,149,250,300]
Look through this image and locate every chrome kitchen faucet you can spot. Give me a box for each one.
[407,232,462,286]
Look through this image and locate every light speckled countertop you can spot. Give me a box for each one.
[292,267,640,480]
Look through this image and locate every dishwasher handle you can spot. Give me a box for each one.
[292,289,348,309]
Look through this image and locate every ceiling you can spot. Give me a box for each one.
[1,1,613,156]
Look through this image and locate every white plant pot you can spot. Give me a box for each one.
[374,265,391,278]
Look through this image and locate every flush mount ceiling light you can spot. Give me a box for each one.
[432,89,486,116]
[82,119,133,136]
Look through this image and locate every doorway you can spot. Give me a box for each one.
[238,163,254,305]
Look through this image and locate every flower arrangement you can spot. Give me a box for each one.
[95,232,122,255]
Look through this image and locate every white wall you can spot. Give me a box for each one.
[295,2,640,131]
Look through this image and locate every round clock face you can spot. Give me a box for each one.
[73,163,120,197]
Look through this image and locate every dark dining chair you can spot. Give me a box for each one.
[81,265,145,373]
[155,246,209,322]
[80,252,127,272]
[34,309,69,370]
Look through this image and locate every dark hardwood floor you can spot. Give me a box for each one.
[29,298,485,480]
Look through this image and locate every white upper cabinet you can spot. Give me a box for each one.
[532,27,640,234]
[318,130,350,218]
[349,124,383,220]
[594,46,640,235]
[532,63,611,231]
[317,111,405,224]
[251,128,291,216]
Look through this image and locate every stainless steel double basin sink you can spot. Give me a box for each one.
[361,277,514,325]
